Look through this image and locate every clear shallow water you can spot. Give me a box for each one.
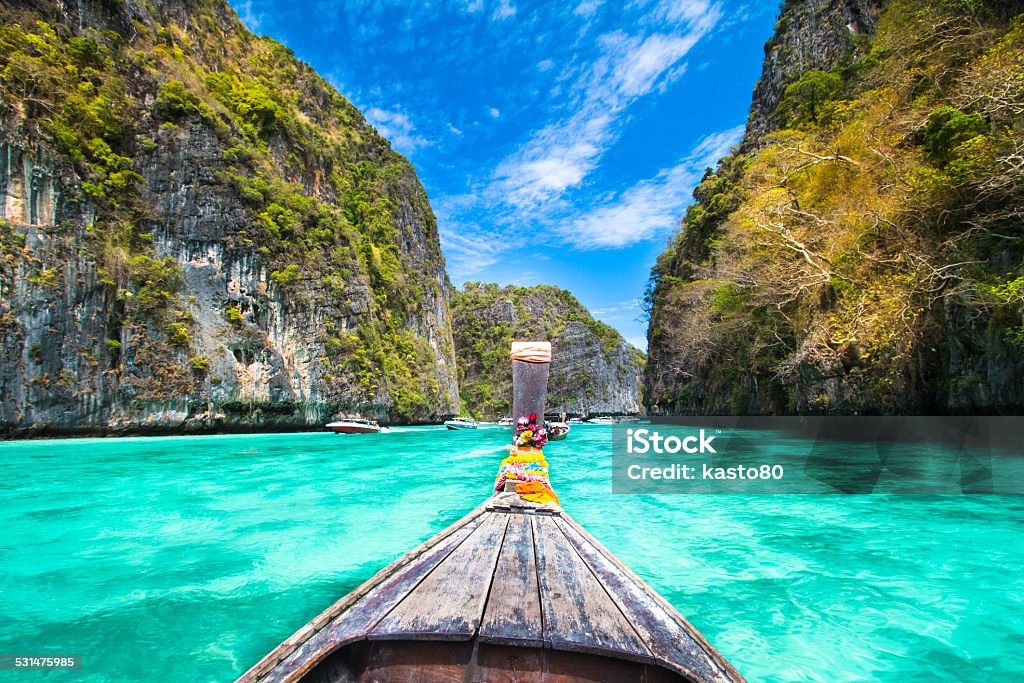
[1,426,1023,682]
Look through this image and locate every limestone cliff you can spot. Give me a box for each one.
[745,0,883,144]
[0,0,459,434]
[645,0,1024,415]
[452,283,644,418]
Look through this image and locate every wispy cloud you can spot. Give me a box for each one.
[591,298,649,349]
[574,0,603,19]
[563,124,744,248]
[236,0,263,31]
[441,123,743,279]
[492,0,517,20]
[432,192,511,281]
[489,3,722,215]
[364,106,429,155]
[437,0,728,277]
[591,298,643,319]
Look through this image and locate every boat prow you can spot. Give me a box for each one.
[239,341,743,683]
[235,494,744,683]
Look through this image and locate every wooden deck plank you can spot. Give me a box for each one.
[479,512,544,647]
[258,513,487,682]
[370,512,510,641]
[532,515,652,660]
[556,516,742,683]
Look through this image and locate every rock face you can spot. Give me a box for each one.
[745,0,883,144]
[0,0,459,434]
[452,283,644,418]
[645,0,1024,415]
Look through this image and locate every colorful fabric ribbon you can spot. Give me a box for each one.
[494,446,559,505]
[515,481,559,505]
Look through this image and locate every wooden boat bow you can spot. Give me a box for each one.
[236,342,745,682]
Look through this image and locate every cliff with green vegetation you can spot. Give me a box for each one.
[452,283,645,419]
[646,0,1024,415]
[0,0,459,434]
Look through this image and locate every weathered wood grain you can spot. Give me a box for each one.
[237,502,494,683]
[474,643,685,683]
[257,512,487,682]
[532,514,651,660]
[370,512,509,640]
[479,512,544,647]
[512,358,549,424]
[556,515,745,683]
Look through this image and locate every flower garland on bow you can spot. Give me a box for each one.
[494,412,558,505]
[514,413,548,448]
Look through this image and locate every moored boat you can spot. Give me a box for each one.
[444,417,478,430]
[547,420,570,440]
[497,416,513,426]
[588,415,615,424]
[325,418,380,434]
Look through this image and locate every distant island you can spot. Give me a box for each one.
[452,283,644,419]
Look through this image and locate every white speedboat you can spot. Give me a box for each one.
[444,417,478,430]
[588,416,615,424]
[326,418,381,434]
[567,417,583,424]
[497,417,513,427]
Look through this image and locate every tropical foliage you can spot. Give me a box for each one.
[647,0,1024,414]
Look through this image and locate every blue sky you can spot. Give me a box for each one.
[228,0,779,349]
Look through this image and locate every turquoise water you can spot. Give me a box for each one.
[1,426,1023,682]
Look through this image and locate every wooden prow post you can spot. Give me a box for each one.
[510,341,551,442]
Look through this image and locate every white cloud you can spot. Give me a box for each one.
[590,298,648,350]
[489,107,502,118]
[434,0,729,279]
[436,223,508,281]
[488,5,721,215]
[439,123,744,281]
[688,124,746,165]
[650,0,717,25]
[447,122,464,136]
[574,0,603,18]
[493,0,517,20]
[591,298,642,318]
[365,106,429,155]
[236,0,262,31]
[562,124,743,248]
[608,32,699,97]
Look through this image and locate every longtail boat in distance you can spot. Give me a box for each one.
[547,421,571,440]
[237,341,745,683]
